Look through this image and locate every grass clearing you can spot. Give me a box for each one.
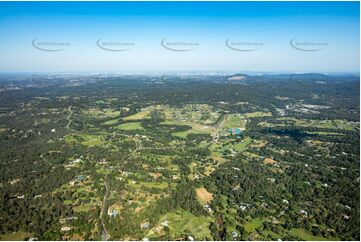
[233,137,252,151]
[123,110,151,120]
[164,104,221,125]
[102,119,119,125]
[96,167,111,175]
[263,158,277,164]
[223,114,247,129]
[289,228,339,241]
[84,108,120,119]
[196,187,213,204]
[128,181,168,190]
[82,137,103,147]
[149,209,213,240]
[172,123,216,138]
[0,231,33,240]
[244,112,272,118]
[73,203,94,213]
[273,118,358,131]
[307,131,345,136]
[64,133,104,147]
[244,217,264,233]
[116,122,144,130]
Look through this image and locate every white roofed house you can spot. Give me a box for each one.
[60,226,71,232]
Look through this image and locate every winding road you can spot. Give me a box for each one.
[100,176,110,241]
[211,114,226,144]
[66,106,74,130]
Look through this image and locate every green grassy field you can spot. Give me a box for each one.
[81,136,103,147]
[274,118,358,131]
[163,104,221,125]
[210,136,252,156]
[170,123,216,138]
[123,110,151,120]
[223,114,247,129]
[84,108,120,118]
[64,133,104,147]
[150,209,213,240]
[289,228,339,241]
[244,217,264,233]
[127,181,169,190]
[232,137,252,151]
[102,119,119,125]
[0,231,33,241]
[244,111,272,118]
[73,203,94,213]
[116,122,144,130]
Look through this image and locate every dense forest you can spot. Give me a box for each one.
[0,73,359,241]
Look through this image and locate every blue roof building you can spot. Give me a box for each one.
[228,128,242,136]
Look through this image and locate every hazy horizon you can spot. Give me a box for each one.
[0,1,359,73]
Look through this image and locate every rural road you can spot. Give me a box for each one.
[99,137,141,241]
[66,106,74,130]
[211,114,226,144]
[100,176,110,241]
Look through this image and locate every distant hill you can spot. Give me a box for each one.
[223,73,359,83]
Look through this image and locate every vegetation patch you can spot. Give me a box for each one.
[244,111,272,118]
[244,217,264,233]
[263,158,277,164]
[123,110,151,120]
[102,119,119,125]
[149,209,213,240]
[196,187,213,204]
[64,133,104,147]
[223,114,247,129]
[0,231,33,241]
[289,228,338,241]
[116,122,144,130]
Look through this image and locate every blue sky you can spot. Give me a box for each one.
[0,1,359,73]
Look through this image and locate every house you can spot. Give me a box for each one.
[231,231,238,238]
[204,204,213,213]
[239,203,251,211]
[161,220,169,227]
[188,235,194,241]
[228,128,242,136]
[108,209,118,218]
[260,202,268,208]
[73,158,81,163]
[60,226,71,232]
[299,209,308,217]
[60,216,78,224]
[239,205,247,211]
[141,222,150,229]
[10,178,20,185]
[75,175,85,182]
